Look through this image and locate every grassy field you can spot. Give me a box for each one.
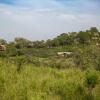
[0,58,100,100]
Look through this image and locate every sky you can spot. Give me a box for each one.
[0,0,100,42]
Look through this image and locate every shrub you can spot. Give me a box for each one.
[85,70,99,100]
[15,56,27,71]
[0,51,7,57]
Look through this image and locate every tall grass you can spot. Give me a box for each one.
[0,58,100,100]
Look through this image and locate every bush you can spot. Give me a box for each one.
[0,51,7,57]
[85,70,99,100]
[14,56,27,71]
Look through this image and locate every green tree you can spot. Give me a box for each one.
[0,39,7,45]
[15,37,32,48]
[46,39,53,48]
[89,27,100,44]
[78,31,90,44]
[33,40,46,48]
[90,27,99,33]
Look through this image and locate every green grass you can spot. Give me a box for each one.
[0,59,100,100]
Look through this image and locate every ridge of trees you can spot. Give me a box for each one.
[0,27,100,48]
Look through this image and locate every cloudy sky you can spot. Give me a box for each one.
[0,0,100,41]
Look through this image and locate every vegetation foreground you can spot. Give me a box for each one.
[0,58,100,100]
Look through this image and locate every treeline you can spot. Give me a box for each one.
[0,27,100,48]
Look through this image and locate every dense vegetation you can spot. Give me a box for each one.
[0,27,100,100]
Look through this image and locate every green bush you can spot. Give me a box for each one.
[85,70,99,100]
[14,56,27,71]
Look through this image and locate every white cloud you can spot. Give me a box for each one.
[0,1,100,41]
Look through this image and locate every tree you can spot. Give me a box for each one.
[32,40,46,48]
[15,37,32,49]
[51,38,60,47]
[77,31,90,44]
[90,27,99,33]
[46,39,53,48]
[58,33,69,46]
[89,27,99,43]
[0,39,7,45]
